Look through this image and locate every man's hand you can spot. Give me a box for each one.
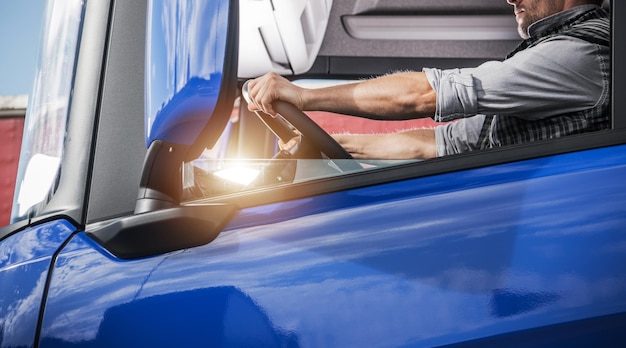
[246,72,305,117]
[278,134,301,153]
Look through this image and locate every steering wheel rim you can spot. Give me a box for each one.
[242,81,361,171]
[272,101,353,159]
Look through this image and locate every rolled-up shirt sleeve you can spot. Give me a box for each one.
[424,36,605,122]
[435,115,486,157]
[424,68,478,122]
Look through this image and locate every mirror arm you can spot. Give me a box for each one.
[135,140,189,214]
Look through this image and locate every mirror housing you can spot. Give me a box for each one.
[138,0,238,213]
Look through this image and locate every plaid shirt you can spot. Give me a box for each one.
[480,7,611,148]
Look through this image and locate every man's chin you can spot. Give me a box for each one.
[517,26,529,39]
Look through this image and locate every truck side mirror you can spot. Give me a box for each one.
[137,0,239,213]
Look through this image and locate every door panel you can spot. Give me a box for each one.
[38,146,626,347]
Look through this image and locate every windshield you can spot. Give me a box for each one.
[11,0,85,223]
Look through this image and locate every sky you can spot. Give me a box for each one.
[0,0,46,96]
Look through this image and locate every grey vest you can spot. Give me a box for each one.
[479,8,610,149]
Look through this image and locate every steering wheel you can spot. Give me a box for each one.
[242,81,362,171]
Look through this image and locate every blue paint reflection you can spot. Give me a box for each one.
[40,235,299,348]
[41,286,298,347]
[145,0,229,146]
[98,287,298,347]
[38,146,626,347]
[491,289,562,317]
[0,220,75,348]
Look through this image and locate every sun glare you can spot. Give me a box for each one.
[213,166,260,186]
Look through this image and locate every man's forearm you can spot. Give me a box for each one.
[333,128,437,159]
[302,72,437,120]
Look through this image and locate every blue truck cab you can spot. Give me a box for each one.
[1,0,625,346]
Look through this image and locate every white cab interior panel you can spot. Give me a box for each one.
[238,0,333,78]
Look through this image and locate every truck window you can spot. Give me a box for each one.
[181,78,435,202]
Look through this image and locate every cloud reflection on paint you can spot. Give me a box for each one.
[0,220,75,347]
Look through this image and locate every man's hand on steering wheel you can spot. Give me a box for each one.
[246,72,305,118]
[242,76,361,170]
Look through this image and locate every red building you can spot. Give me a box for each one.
[0,96,26,226]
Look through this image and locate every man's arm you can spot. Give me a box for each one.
[246,72,437,120]
[332,129,437,160]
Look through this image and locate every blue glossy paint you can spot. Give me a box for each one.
[0,219,76,348]
[145,0,230,147]
[38,146,626,347]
